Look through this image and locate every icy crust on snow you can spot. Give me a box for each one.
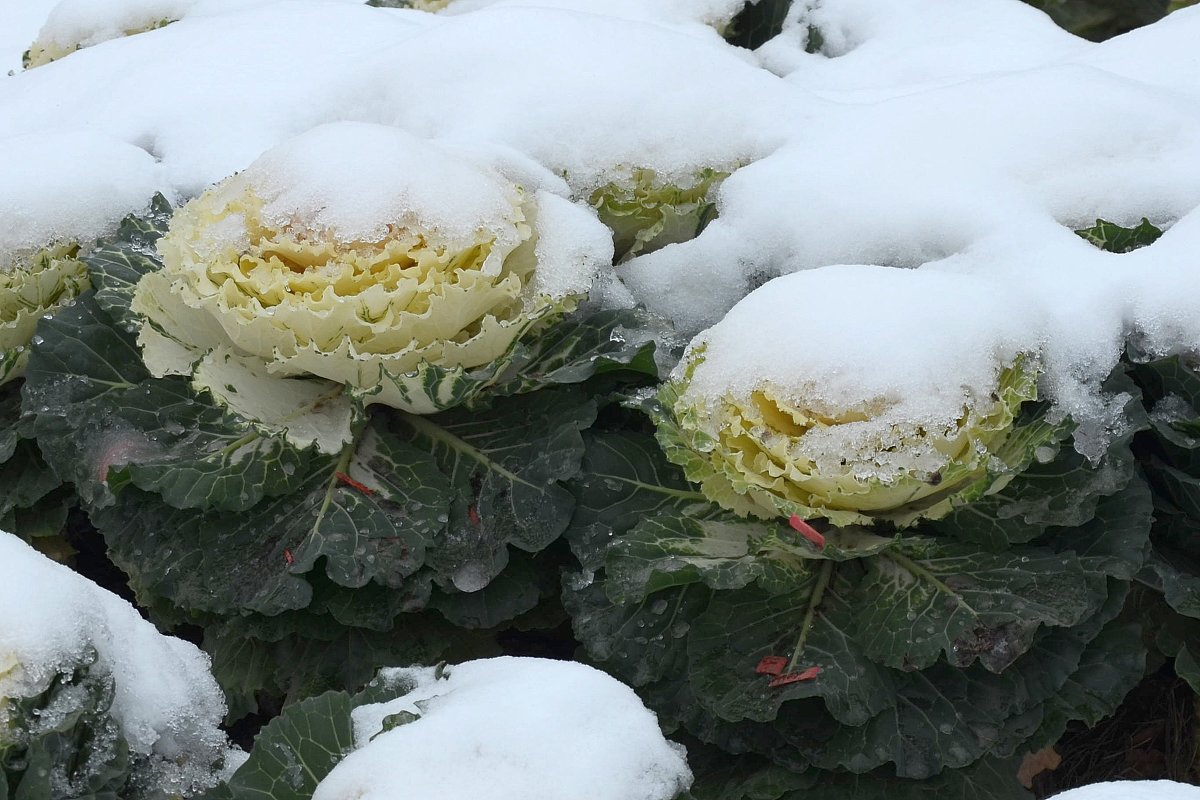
[0,532,230,789]
[313,657,692,800]
[0,131,164,266]
[678,266,1046,475]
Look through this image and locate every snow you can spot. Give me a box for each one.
[0,1,435,195]
[27,0,197,66]
[677,265,1047,478]
[311,657,692,800]
[348,6,805,194]
[233,122,529,249]
[0,130,165,264]
[1,0,1200,455]
[0,0,60,73]
[1051,780,1200,799]
[0,531,230,791]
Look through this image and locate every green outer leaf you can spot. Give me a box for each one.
[852,540,1104,673]
[217,691,355,799]
[565,580,712,688]
[1074,217,1164,252]
[686,571,897,728]
[1028,620,1146,750]
[23,293,311,511]
[605,514,894,605]
[429,551,545,629]
[91,413,447,616]
[1038,471,1152,580]
[201,595,491,720]
[2,655,131,800]
[490,308,663,396]
[934,376,1145,549]
[566,430,715,573]
[796,756,1031,800]
[85,193,172,331]
[396,388,594,589]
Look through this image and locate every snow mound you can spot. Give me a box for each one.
[312,657,693,800]
[0,531,231,792]
[0,130,164,263]
[1051,780,1200,799]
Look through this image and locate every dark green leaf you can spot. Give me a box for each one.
[430,551,545,629]
[23,293,310,511]
[566,580,711,687]
[492,308,664,396]
[851,540,1105,673]
[725,0,793,49]
[217,692,355,799]
[798,756,1031,800]
[1074,217,1164,252]
[395,388,594,588]
[566,431,715,572]
[84,193,172,331]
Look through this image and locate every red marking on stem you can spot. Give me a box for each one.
[755,656,788,676]
[467,504,481,526]
[336,471,375,496]
[788,515,826,549]
[283,548,295,567]
[768,666,821,688]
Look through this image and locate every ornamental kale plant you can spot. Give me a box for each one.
[2,0,1200,798]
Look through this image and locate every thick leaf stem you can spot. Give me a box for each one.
[401,413,534,489]
[598,473,708,502]
[885,550,975,613]
[788,559,834,672]
[220,431,259,456]
[310,439,357,539]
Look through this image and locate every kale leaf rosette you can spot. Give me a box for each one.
[131,122,613,447]
[0,244,88,386]
[562,267,1153,788]
[654,266,1064,528]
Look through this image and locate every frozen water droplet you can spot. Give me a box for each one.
[451,561,491,593]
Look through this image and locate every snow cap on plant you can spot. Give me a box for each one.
[132,122,611,441]
[23,0,191,68]
[0,532,233,795]
[655,265,1060,527]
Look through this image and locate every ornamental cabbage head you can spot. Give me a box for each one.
[1,244,88,386]
[131,123,610,439]
[588,167,726,263]
[654,269,1061,528]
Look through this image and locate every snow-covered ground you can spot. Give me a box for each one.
[4,0,1200,462]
